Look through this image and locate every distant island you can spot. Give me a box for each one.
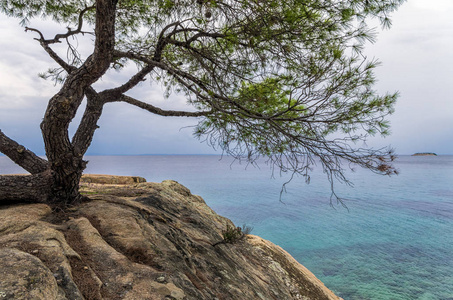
[412,152,437,156]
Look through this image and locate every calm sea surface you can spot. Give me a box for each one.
[1,155,452,299]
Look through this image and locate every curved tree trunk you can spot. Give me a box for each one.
[39,0,118,206]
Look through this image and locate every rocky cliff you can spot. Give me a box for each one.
[0,176,341,300]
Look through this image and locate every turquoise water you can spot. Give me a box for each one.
[1,155,452,299]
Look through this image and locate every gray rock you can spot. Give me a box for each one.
[0,248,61,299]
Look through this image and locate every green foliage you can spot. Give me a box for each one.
[0,0,93,25]
[234,77,303,116]
[0,0,405,201]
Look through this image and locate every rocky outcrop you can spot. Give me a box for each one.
[0,176,341,300]
[80,174,147,185]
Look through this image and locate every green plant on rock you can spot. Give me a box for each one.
[214,224,253,246]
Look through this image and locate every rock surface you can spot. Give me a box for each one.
[80,174,147,185]
[0,176,341,300]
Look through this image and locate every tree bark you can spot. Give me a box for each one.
[72,88,105,157]
[0,171,52,203]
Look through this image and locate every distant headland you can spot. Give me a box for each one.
[412,152,437,156]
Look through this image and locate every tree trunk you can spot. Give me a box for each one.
[48,165,85,206]
[38,0,118,206]
[0,0,118,207]
[40,78,89,205]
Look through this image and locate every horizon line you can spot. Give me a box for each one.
[1,153,452,157]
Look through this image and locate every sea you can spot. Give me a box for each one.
[1,154,452,300]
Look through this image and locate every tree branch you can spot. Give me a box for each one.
[113,51,209,91]
[0,130,49,174]
[108,64,155,95]
[109,21,181,94]
[25,5,95,45]
[71,88,104,157]
[40,41,77,73]
[25,5,95,82]
[117,94,211,117]
[109,22,222,96]
[112,51,269,119]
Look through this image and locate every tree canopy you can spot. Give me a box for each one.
[0,0,404,206]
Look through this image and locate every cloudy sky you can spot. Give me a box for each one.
[0,0,452,156]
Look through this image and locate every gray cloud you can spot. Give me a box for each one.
[362,1,453,154]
